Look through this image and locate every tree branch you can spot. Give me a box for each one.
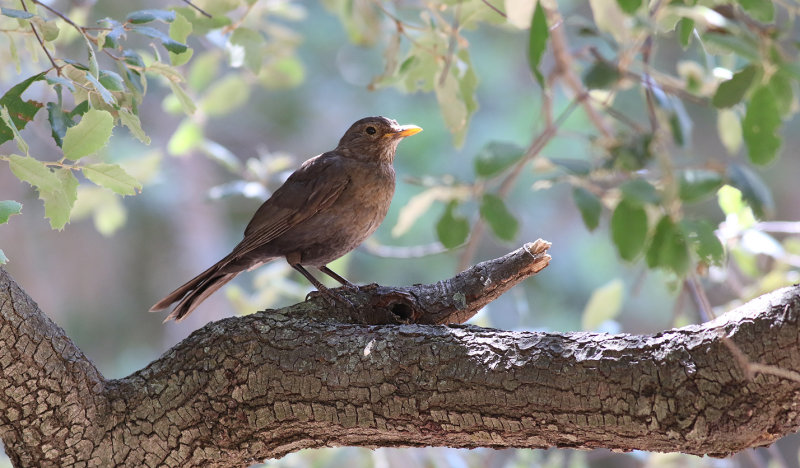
[2,243,800,467]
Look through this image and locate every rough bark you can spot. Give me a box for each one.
[1,240,799,467]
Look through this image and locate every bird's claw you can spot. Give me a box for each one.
[306,288,355,308]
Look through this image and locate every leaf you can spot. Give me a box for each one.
[616,0,642,14]
[620,179,659,205]
[8,154,59,192]
[474,141,525,178]
[103,24,126,49]
[678,169,724,202]
[680,219,724,265]
[436,201,470,249]
[711,65,757,109]
[84,72,117,106]
[126,9,176,24]
[0,106,28,154]
[98,70,125,92]
[611,199,647,261]
[742,86,781,165]
[583,60,620,89]
[167,118,203,155]
[0,72,45,145]
[480,194,519,241]
[199,74,250,117]
[572,187,602,231]
[132,26,188,54]
[82,163,142,195]
[0,200,22,224]
[1,7,34,19]
[435,72,469,147]
[548,158,592,175]
[581,279,624,331]
[62,109,114,161]
[46,101,76,147]
[230,27,263,74]
[40,168,78,230]
[646,215,690,275]
[768,71,793,118]
[677,17,694,49]
[391,186,470,238]
[717,108,742,154]
[702,32,759,61]
[528,1,549,88]
[169,12,193,66]
[726,164,774,218]
[0,249,7,264]
[118,108,151,144]
[736,0,774,23]
[167,81,196,115]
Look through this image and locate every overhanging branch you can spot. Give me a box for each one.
[1,243,799,468]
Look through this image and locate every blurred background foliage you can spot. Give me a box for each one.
[1,0,800,466]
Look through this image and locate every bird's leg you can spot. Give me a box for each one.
[291,263,354,307]
[319,265,359,292]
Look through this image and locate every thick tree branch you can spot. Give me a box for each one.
[1,243,800,467]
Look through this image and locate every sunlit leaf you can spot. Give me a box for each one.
[717,108,742,154]
[0,249,7,264]
[166,81,196,115]
[0,106,28,155]
[230,27,263,73]
[480,193,519,241]
[392,186,470,238]
[0,72,45,145]
[436,201,469,249]
[736,0,774,23]
[40,168,78,230]
[167,118,203,155]
[200,74,250,117]
[126,9,176,24]
[82,163,142,196]
[680,219,724,265]
[572,187,602,231]
[582,279,624,331]
[62,109,114,161]
[742,86,781,165]
[726,164,773,218]
[8,154,59,192]
[169,12,194,66]
[118,108,151,144]
[611,198,647,261]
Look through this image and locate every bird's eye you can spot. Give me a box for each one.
[366,126,376,135]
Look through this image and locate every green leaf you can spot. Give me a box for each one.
[582,279,624,331]
[132,26,188,54]
[0,200,22,224]
[40,168,78,230]
[726,164,774,218]
[98,70,125,92]
[548,158,592,175]
[680,219,724,265]
[436,201,470,249]
[8,154,60,192]
[616,0,642,14]
[480,194,519,242]
[230,27,264,74]
[84,72,117,106]
[611,198,648,261]
[678,169,724,202]
[0,72,45,145]
[1,7,34,19]
[736,0,774,23]
[62,109,114,161]
[646,215,690,275]
[702,33,759,61]
[768,71,793,117]
[742,86,781,165]
[528,1,549,88]
[474,141,525,178]
[118,108,151,144]
[0,106,28,155]
[167,119,202,155]
[0,249,7,264]
[102,24,126,49]
[46,101,76,147]
[717,108,742,154]
[169,12,193,66]
[126,9,176,24]
[677,17,694,49]
[82,163,142,196]
[583,61,620,90]
[572,187,602,231]
[30,16,59,42]
[711,65,757,109]
[435,72,469,147]
[199,74,250,117]
[620,179,659,205]
[167,81,196,115]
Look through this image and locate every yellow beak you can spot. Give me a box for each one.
[386,124,423,138]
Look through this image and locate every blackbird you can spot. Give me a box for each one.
[151,116,422,322]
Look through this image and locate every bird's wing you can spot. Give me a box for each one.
[232,153,351,258]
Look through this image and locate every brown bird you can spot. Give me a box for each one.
[151,116,422,322]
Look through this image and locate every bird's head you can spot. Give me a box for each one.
[336,116,422,163]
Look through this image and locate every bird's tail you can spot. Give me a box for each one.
[150,258,238,323]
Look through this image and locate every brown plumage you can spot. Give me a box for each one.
[150,116,422,322]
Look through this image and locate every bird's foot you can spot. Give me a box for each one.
[306,287,355,308]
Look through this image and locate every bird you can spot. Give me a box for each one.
[150,116,422,322]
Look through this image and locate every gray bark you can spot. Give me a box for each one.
[1,240,799,467]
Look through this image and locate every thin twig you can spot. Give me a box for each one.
[723,335,800,383]
[480,0,506,18]
[20,0,60,74]
[438,2,461,87]
[181,0,212,18]
[685,273,714,321]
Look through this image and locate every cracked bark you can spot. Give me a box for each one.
[1,240,799,467]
